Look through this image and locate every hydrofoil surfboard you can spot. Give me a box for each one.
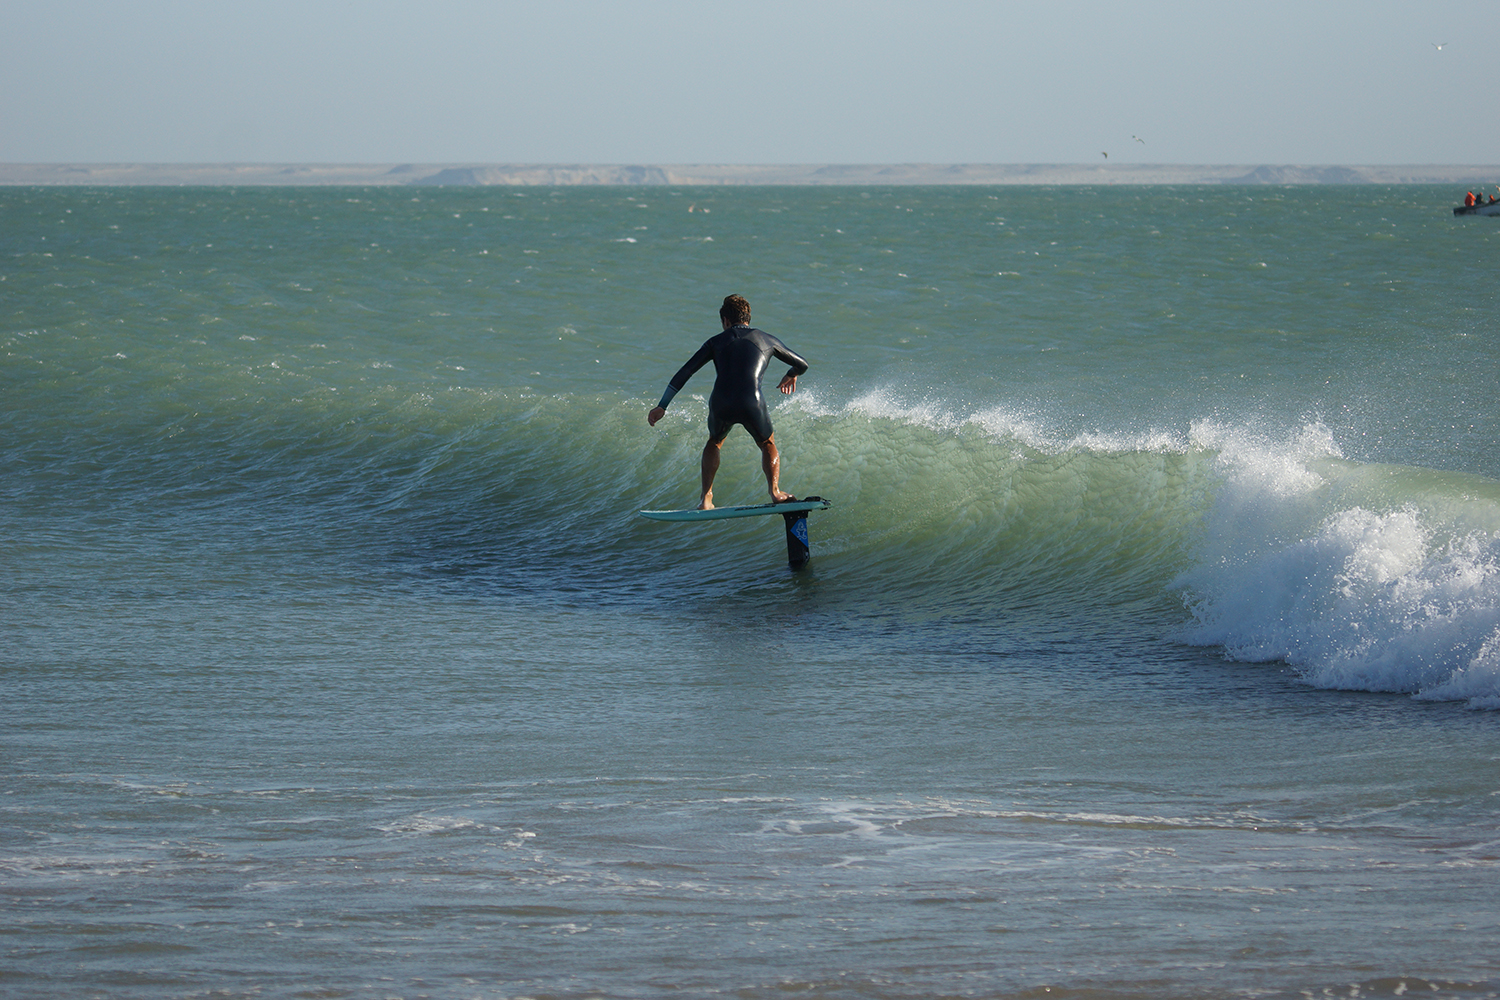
[638,497,831,522]
[639,497,831,568]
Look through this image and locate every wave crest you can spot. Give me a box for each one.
[1172,423,1500,708]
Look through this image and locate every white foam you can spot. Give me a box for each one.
[1419,631,1500,709]
[792,387,965,433]
[797,387,1190,456]
[1189,418,1343,497]
[1175,423,1500,708]
[375,814,488,836]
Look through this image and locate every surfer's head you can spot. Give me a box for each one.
[720,294,751,327]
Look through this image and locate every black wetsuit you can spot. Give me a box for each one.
[657,325,809,443]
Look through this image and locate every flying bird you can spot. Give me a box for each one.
[1433,41,1448,50]
[1132,135,1145,144]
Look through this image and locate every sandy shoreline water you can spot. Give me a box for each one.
[3,162,1498,186]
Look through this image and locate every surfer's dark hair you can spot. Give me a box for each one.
[720,294,751,326]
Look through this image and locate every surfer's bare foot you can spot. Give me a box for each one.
[771,490,794,503]
[697,493,714,511]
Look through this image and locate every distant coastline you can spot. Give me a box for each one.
[2,162,1497,187]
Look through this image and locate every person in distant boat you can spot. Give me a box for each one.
[647,294,809,510]
[1465,191,1476,207]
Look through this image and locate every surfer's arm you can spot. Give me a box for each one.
[769,337,809,382]
[656,340,715,410]
[648,340,715,424]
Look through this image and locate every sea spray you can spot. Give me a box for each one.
[1174,421,1500,706]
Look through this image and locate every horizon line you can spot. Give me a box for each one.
[3,162,1498,187]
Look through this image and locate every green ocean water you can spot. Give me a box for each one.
[3,184,1499,999]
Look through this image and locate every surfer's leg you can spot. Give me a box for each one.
[757,434,793,503]
[699,438,723,510]
[700,405,738,510]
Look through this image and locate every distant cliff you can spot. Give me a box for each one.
[415,165,673,185]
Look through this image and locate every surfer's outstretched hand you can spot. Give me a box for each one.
[778,374,797,395]
[647,405,666,426]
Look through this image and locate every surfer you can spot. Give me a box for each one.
[647,295,809,510]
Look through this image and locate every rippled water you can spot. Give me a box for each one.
[3,184,1499,998]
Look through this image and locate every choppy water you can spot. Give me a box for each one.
[3,184,1499,999]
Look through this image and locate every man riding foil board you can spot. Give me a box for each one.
[647,294,809,510]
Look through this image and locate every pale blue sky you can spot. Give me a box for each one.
[4,0,1496,164]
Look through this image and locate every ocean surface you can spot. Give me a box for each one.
[3,184,1499,999]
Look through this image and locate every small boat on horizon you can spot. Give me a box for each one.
[1453,199,1500,216]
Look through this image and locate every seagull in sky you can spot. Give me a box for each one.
[1432,41,1448,50]
[1132,135,1145,144]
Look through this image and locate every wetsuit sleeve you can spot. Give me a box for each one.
[769,336,809,379]
[657,339,715,409]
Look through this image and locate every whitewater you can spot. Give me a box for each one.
[3,183,1498,999]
